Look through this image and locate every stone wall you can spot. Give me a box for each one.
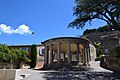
[81,31,120,55]
[0,70,16,80]
[81,30,120,44]
[89,44,96,60]
[100,56,120,72]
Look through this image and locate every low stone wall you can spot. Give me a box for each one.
[0,69,16,80]
[0,62,30,69]
[0,63,13,69]
[100,56,120,72]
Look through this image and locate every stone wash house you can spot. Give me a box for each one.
[41,37,96,69]
[81,30,120,55]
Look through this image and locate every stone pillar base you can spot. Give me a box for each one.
[43,64,49,70]
[82,63,90,66]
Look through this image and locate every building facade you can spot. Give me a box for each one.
[8,44,44,69]
[81,30,120,54]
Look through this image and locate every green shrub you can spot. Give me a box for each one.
[0,44,31,64]
[95,55,104,61]
[94,43,104,57]
[30,44,37,68]
[0,44,11,63]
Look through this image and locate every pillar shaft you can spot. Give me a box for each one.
[76,44,79,63]
[87,48,91,62]
[57,43,61,64]
[86,48,89,64]
[63,53,66,62]
[50,44,53,64]
[84,47,87,64]
[67,43,71,64]
[44,46,48,65]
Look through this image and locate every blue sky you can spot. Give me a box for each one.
[0,0,106,45]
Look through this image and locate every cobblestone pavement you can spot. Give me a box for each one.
[18,61,120,80]
[41,71,120,80]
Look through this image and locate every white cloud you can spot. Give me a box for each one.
[13,24,33,35]
[0,24,13,34]
[0,24,33,35]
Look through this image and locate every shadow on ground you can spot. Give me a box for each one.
[39,67,120,80]
[41,71,120,80]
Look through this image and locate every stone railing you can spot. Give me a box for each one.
[100,56,120,72]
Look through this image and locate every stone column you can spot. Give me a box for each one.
[67,43,71,64]
[86,48,89,64]
[76,44,79,63]
[87,47,90,66]
[83,47,87,65]
[89,48,91,59]
[79,50,82,64]
[88,47,91,61]
[57,43,61,64]
[87,48,90,62]
[44,46,48,65]
[63,53,66,62]
[50,44,53,64]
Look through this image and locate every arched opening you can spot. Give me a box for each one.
[60,43,68,63]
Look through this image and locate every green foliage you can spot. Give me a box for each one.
[10,49,31,63]
[83,25,114,35]
[10,49,21,62]
[94,43,101,48]
[97,25,113,32]
[97,50,104,57]
[0,44,11,63]
[95,55,104,61]
[69,0,120,30]
[0,44,31,64]
[83,29,97,35]
[20,50,31,63]
[30,44,37,68]
[94,43,104,57]
[110,46,120,58]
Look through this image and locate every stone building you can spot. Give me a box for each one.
[8,44,44,59]
[8,44,44,69]
[41,37,96,69]
[81,30,120,54]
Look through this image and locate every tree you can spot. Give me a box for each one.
[10,49,31,63]
[30,44,37,68]
[0,44,11,63]
[68,0,120,30]
[83,29,97,35]
[83,25,113,35]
